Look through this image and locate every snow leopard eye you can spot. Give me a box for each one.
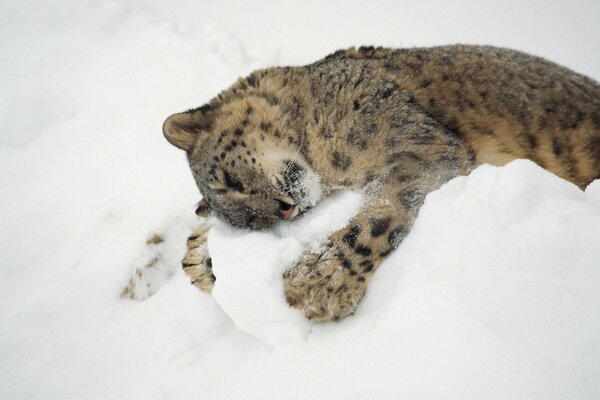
[223,171,244,192]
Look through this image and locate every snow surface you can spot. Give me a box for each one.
[209,190,365,347]
[1,1,600,399]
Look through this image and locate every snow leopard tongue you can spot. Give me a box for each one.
[281,205,295,220]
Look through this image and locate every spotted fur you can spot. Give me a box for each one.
[164,45,600,321]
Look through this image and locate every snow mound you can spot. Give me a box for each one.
[202,160,600,397]
[209,190,365,347]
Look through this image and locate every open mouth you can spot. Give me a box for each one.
[276,197,299,220]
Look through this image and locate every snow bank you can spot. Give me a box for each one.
[2,1,600,399]
[209,190,365,347]
[204,160,600,399]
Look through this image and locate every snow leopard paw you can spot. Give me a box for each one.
[182,225,215,293]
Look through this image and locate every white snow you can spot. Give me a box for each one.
[209,190,365,347]
[1,1,600,399]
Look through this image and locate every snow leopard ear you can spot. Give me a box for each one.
[163,106,214,151]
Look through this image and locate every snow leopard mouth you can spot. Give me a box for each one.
[276,197,299,220]
[269,156,322,223]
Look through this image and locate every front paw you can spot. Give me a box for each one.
[183,225,215,293]
[283,245,367,321]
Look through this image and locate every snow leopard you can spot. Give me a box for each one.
[162,45,600,321]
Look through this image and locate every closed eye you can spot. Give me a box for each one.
[224,172,244,192]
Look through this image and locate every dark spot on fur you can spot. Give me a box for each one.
[409,128,435,143]
[355,245,372,256]
[377,85,395,99]
[331,151,352,170]
[360,260,374,272]
[285,296,298,307]
[446,118,459,131]
[263,94,278,106]
[440,55,453,66]
[406,62,422,72]
[364,171,377,184]
[246,75,257,87]
[220,152,226,160]
[388,226,407,249]
[470,123,493,136]
[420,79,432,88]
[385,151,420,164]
[370,218,391,237]
[246,215,258,227]
[560,107,585,130]
[286,96,305,121]
[543,101,558,114]
[347,129,367,149]
[522,133,537,149]
[259,122,272,131]
[398,188,422,208]
[382,59,399,71]
[353,100,360,110]
[591,112,600,129]
[439,154,460,168]
[234,128,243,137]
[189,103,212,114]
[321,126,332,138]
[364,123,379,134]
[552,139,564,156]
[343,225,361,248]
[587,137,600,168]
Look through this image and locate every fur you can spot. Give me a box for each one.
[163,45,600,321]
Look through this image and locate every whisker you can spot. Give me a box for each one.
[282,130,307,182]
